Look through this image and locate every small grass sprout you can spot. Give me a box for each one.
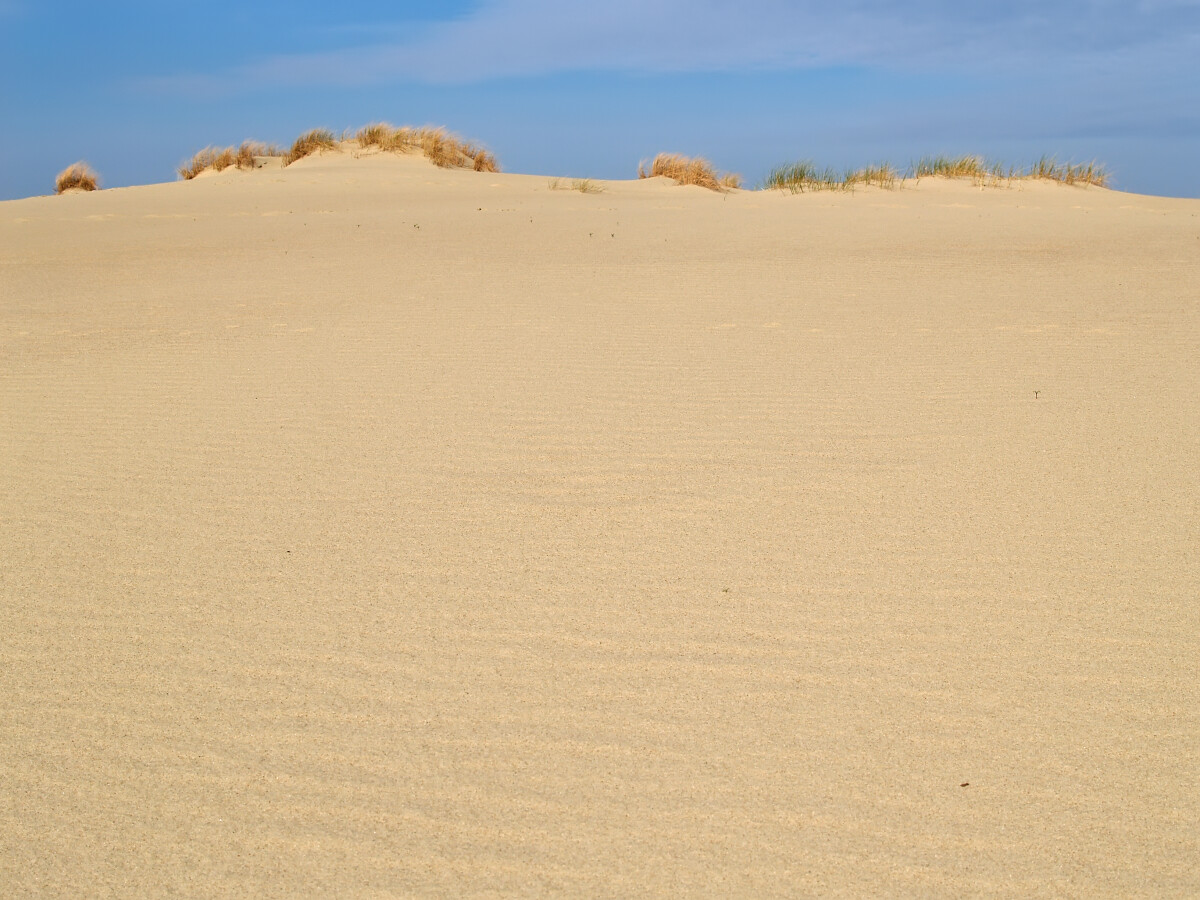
[549,178,605,193]
[55,162,99,193]
[550,178,604,193]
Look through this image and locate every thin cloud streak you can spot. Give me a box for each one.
[146,0,1200,91]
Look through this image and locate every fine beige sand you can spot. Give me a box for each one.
[2,149,1198,897]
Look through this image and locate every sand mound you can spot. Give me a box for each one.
[2,165,1197,896]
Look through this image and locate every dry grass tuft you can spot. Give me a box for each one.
[235,141,274,170]
[470,149,499,173]
[211,147,237,172]
[179,147,218,180]
[285,128,338,165]
[639,153,739,191]
[55,162,99,193]
[180,141,280,179]
[383,127,418,152]
[353,123,499,172]
[415,127,495,170]
[356,122,395,148]
[416,128,454,166]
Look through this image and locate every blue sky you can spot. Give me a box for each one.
[2,1,1198,199]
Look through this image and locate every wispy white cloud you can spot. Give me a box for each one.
[147,0,1200,91]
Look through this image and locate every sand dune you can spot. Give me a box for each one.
[2,151,1198,896]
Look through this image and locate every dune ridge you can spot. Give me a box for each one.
[48,118,1117,197]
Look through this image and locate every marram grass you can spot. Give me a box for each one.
[355,123,498,171]
[765,154,1109,192]
[55,162,99,193]
[763,161,897,192]
[1028,156,1108,187]
[178,123,499,181]
[285,129,337,165]
[638,153,741,192]
[163,128,1113,192]
[179,141,281,180]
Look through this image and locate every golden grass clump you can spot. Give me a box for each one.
[353,123,499,172]
[235,141,275,170]
[417,127,498,171]
[355,122,394,148]
[845,162,899,189]
[179,123,499,180]
[55,162,99,193]
[179,141,280,179]
[179,147,218,180]
[912,155,1008,180]
[285,128,338,165]
[409,126,496,171]
[416,128,455,166]
[638,153,740,191]
[1028,156,1108,187]
[211,147,237,172]
[383,126,418,152]
[470,148,499,173]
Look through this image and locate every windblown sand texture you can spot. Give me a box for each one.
[2,150,1198,897]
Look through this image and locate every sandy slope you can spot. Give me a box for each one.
[2,149,1198,897]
